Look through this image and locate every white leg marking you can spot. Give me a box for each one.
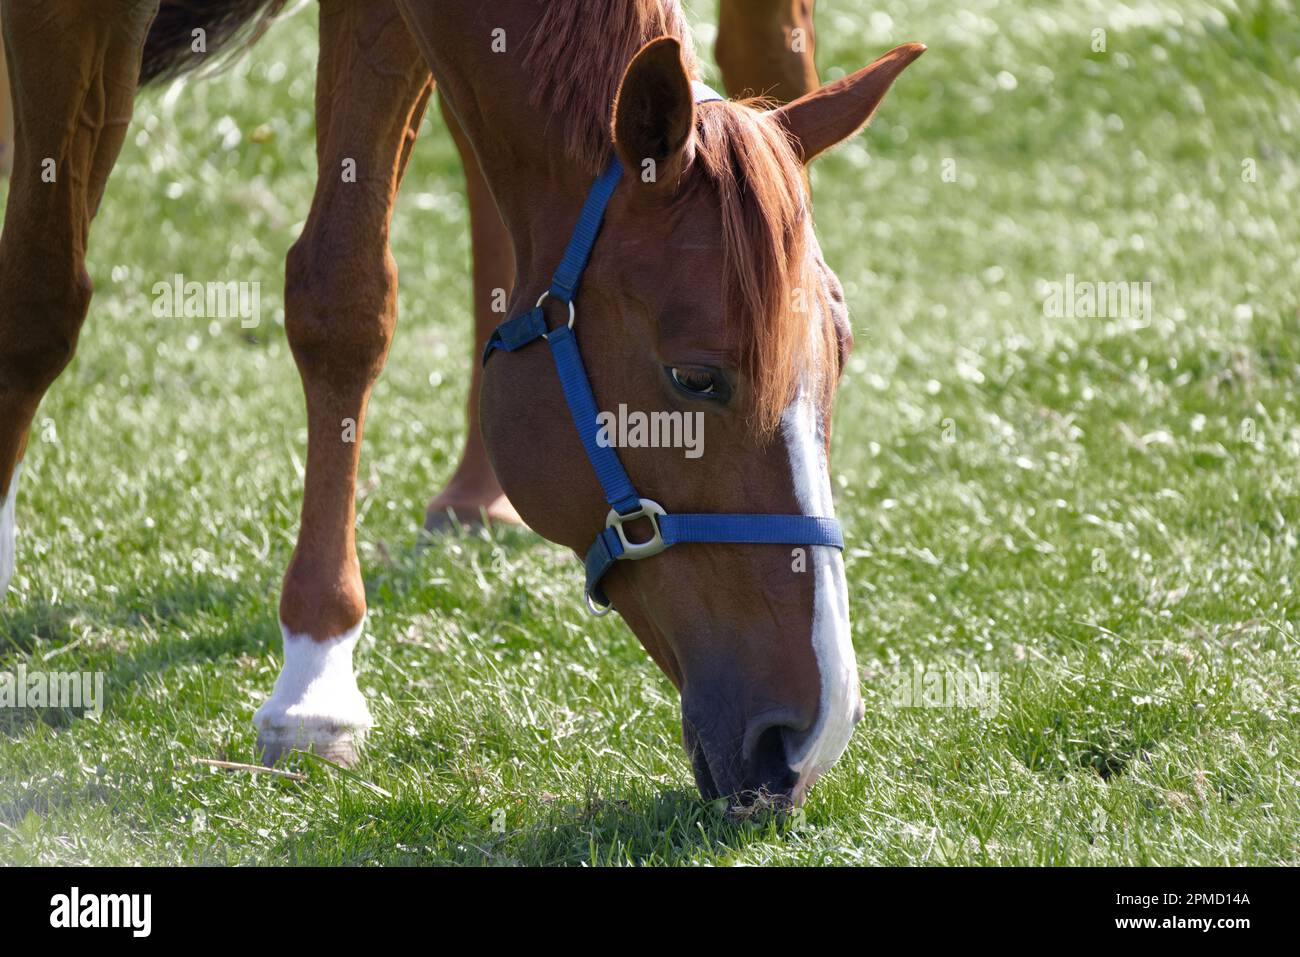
[253,620,373,756]
[0,461,21,595]
[781,390,860,787]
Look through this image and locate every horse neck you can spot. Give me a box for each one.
[418,1,605,284]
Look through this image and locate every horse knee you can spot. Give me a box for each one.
[283,236,396,386]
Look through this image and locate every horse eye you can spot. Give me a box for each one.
[668,366,723,398]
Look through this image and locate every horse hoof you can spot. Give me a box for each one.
[422,491,524,535]
[256,725,365,768]
[253,623,373,770]
[422,505,487,535]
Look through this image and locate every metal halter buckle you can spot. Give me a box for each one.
[606,498,668,559]
[536,291,576,335]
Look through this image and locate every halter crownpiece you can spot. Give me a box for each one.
[690,80,725,104]
[483,82,844,615]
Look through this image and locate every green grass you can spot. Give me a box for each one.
[2,0,1298,865]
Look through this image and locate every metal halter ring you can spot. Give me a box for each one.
[536,291,576,334]
[584,591,614,618]
[606,498,668,560]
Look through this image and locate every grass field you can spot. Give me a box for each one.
[2,0,1298,865]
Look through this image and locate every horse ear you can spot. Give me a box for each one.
[771,43,926,164]
[612,37,695,190]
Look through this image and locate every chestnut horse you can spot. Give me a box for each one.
[0,0,922,805]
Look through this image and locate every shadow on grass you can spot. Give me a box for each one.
[0,574,276,739]
[271,778,777,866]
[0,574,260,654]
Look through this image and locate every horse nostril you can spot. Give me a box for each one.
[747,725,797,796]
[741,710,804,795]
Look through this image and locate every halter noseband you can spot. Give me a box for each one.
[482,83,844,616]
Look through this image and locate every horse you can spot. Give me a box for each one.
[0,0,923,806]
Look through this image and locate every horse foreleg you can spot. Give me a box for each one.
[716,0,820,102]
[0,0,160,594]
[421,94,520,531]
[253,0,432,765]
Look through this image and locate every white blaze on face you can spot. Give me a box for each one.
[0,461,21,594]
[780,298,860,788]
[253,621,374,750]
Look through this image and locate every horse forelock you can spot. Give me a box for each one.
[523,0,836,437]
[694,102,835,437]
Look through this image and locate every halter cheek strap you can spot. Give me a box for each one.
[483,82,845,615]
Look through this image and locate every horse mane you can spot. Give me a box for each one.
[523,0,834,436]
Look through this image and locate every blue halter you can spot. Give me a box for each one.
[483,83,844,615]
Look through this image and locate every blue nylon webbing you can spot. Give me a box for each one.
[690,81,724,103]
[661,513,844,548]
[547,325,642,516]
[482,307,548,364]
[549,158,624,303]
[584,515,844,607]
